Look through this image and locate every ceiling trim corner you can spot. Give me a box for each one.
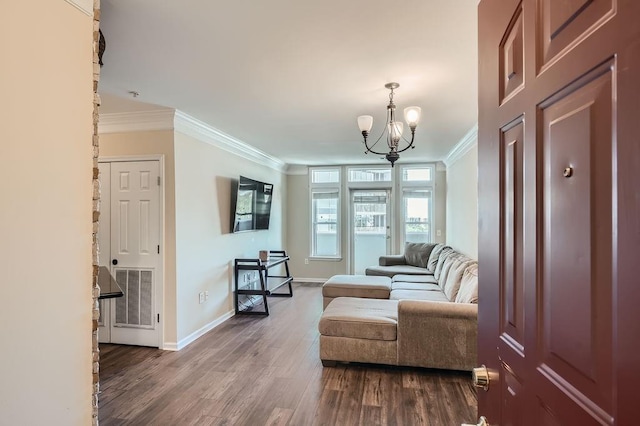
[64,0,93,16]
[98,110,176,134]
[443,123,478,167]
[173,111,287,173]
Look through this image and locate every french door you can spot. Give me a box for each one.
[350,189,391,274]
[98,160,161,347]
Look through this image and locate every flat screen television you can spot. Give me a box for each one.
[232,176,273,232]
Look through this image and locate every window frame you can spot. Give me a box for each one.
[309,167,342,260]
[397,164,435,246]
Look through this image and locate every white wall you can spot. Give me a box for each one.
[0,1,94,423]
[173,131,285,344]
[446,143,478,259]
[100,130,178,344]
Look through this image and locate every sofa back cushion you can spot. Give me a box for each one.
[442,258,473,301]
[434,247,455,280]
[403,242,437,268]
[455,264,479,304]
[427,243,449,273]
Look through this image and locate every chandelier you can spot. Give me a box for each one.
[357,82,421,167]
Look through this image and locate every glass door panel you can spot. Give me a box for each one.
[351,190,391,274]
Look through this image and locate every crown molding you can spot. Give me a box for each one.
[444,124,478,167]
[98,110,175,134]
[64,0,93,16]
[173,111,286,173]
[98,109,287,173]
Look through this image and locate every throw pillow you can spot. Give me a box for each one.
[403,242,437,268]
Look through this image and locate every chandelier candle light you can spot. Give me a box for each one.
[357,82,421,167]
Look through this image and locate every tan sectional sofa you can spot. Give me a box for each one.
[319,243,478,371]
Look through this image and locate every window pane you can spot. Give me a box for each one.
[402,167,432,182]
[348,168,392,182]
[312,191,339,256]
[404,190,431,243]
[353,191,387,234]
[311,168,340,184]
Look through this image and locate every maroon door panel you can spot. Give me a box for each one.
[537,0,615,71]
[478,0,640,424]
[538,61,614,423]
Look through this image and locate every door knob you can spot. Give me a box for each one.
[472,365,490,390]
[462,416,489,426]
[112,259,118,265]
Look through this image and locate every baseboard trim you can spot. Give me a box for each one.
[163,309,235,351]
[294,278,326,284]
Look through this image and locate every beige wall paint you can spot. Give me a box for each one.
[285,165,446,281]
[446,144,478,259]
[434,168,447,244]
[100,130,178,344]
[286,172,348,280]
[173,132,285,342]
[0,1,94,423]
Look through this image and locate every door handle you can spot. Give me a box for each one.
[462,416,489,426]
[472,365,490,390]
[112,259,118,265]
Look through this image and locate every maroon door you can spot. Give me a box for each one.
[478,1,640,424]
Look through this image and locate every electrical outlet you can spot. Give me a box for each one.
[436,229,442,237]
[305,258,309,265]
[204,291,209,301]
[198,292,204,304]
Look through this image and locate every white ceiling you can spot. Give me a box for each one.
[98,0,478,166]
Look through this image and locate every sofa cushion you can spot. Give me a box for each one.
[391,282,441,291]
[427,243,450,273]
[391,274,438,284]
[322,275,391,299]
[455,264,479,304]
[389,289,450,302]
[403,242,437,268]
[319,297,399,341]
[434,247,456,280]
[365,264,433,277]
[436,249,460,284]
[442,259,474,301]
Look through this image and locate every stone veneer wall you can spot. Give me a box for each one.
[91,0,101,424]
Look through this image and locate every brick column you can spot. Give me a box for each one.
[91,0,101,424]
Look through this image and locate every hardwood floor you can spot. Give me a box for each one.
[99,283,477,425]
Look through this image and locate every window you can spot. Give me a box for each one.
[402,166,432,182]
[311,168,339,184]
[310,167,341,258]
[402,189,432,243]
[311,190,339,257]
[400,165,435,245]
[348,167,392,182]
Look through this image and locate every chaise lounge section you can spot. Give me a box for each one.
[318,243,478,371]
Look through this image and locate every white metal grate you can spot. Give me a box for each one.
[114,268,154,329]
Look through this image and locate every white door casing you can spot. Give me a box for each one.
[98,160,162,347]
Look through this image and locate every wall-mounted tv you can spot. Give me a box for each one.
[232,176,274,232]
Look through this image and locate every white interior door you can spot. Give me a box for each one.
[351,189,391,274]
[102,160,161,347]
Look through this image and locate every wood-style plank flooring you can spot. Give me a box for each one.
[99,283,477,425]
